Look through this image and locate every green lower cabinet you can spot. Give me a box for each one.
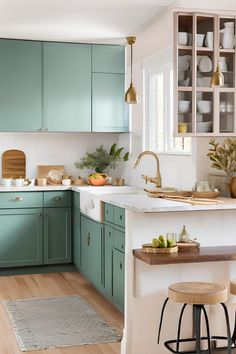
[43,207,72,264]
[113,248,125,311]
[73,207,81,269]
[81,215,102,290]
[0,209,43,267]
[103,225,114,298]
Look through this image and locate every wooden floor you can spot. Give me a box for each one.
[0,272,124,354]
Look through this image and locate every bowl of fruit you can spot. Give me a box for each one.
[88,173,108,186]
[142,235,178,253]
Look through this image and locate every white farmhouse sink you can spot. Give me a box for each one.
[75,185,139,222]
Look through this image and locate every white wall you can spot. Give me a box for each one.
[0,132,119,179]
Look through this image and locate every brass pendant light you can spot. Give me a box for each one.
[125,36,139,104]
[211,62,224,87]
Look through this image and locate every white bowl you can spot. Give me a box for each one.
[197,100,212,113]
[197,121,213,133]
[178,32,188,46]
[178,100,191,113]
[62,179,71,186]
[197,34,205,47]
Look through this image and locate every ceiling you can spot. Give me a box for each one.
[0,0,176,43]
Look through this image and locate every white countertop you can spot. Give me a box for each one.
[100,193,236,212]
[0,185,72,192]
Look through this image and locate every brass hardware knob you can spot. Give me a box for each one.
[54,196,62,201]
[13,196,23,201]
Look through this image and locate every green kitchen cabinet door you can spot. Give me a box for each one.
[104,225,114,298]
[80,216,102,290]
[0,39,42,131]
[92,45,125,74]
[43,208,72,264]
[0,209,43,267]
[43,42,91,131]
[92,73,129,132]
[73,207,81,270]
[80,215,89,277]
[113,248,125,312]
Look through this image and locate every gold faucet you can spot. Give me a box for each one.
[133,150,162,188]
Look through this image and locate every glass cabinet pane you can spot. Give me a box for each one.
[219,92,234,133]
[196,92,214,133]
[178,15,192,88]
[178,91,192,133]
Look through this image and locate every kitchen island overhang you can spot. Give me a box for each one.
[100,194,236,354]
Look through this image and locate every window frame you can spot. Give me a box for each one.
[143,47,192,156]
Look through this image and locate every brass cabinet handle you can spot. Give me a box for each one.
[120,262,123,270]
[120,215,123,220]
[13,196,23,201]
[54,196,62,201]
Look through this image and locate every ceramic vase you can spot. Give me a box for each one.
[228,177,236,198]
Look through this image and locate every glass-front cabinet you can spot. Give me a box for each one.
[174,12,236,136]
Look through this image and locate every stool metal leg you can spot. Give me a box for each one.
[202,305,212,354]
[157,297,169,344]
[232,310,236,346]
[220,302,232,354]
[193,305,202,354]
[176,303,187,352]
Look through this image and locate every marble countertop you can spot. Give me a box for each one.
[100,193,236,212]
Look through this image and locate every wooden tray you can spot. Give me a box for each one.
[144,189,192,198]
[177,241,200,251]
[192,191,219,199]
[142,243,178,253]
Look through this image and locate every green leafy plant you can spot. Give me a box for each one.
[207,138,236,176]
[75,143,129,173]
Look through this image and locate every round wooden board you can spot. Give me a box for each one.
[177,241,200,251]
[142,243,178,253]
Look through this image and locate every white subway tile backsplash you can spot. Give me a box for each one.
[0,132,119,178]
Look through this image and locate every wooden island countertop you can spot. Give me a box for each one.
[133,246,236,265]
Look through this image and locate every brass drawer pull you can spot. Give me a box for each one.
[54,196,62,201]
[13,196,23,201]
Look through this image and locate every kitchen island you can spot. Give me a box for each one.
[101,193,236,354]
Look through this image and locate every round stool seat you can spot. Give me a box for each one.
[230,279,236,295]
[168,282,227,305]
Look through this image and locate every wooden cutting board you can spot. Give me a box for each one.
[38,165,64,177]
[2,150,26,178]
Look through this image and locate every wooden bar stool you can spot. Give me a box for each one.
[230,280,236,345]
[158,282,231,354]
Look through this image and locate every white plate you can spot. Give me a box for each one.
[48,169,63,182]
[178,55,191,71]
[198,56,212,73]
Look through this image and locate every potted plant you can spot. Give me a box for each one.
[207,138,236,197]
[75,143,129,186]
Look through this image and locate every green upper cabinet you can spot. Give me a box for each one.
[92,44,128,133]
[0,39,42,132]
[92,45,125,74]
[43,42,91,131]
[92,73,128,132]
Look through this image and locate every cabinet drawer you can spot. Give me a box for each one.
[104,203,114,223]
[43,191,71,207]
[113,229,125,253]
[73,191,80,209]
[114,206,125,228]
[0,192,43,208]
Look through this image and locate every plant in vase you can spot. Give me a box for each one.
[74,144,129,186]
[207,138,236,197]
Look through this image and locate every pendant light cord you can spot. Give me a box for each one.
[130,43,133,84]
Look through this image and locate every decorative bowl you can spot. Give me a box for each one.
[88,173,108,186]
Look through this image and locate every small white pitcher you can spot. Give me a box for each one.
[220,22,235,49]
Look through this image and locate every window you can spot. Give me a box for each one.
[144,47,191,154]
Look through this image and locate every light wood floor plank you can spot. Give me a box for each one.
[0,271,123,354]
